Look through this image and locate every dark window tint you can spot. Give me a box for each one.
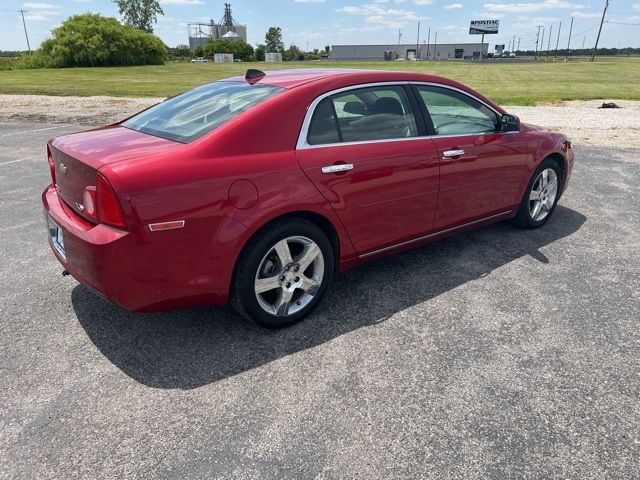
[416,86,499,135]
[306,85,418,145]
[307,98,341,145]
[122,81,284,143]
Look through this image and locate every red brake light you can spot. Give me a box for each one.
[96,173,126,228]
[47,146,56,185]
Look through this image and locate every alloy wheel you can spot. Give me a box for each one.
[254,236,325,316]
[529,168,558,222]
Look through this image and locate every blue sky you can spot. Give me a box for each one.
[1,0,639,51]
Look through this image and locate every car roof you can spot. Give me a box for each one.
[222,68,460,90]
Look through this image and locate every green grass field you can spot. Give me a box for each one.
[0,58,639,105]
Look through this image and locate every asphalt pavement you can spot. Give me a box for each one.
[1,121,639,479]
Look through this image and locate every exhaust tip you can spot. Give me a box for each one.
[62,269,70,277]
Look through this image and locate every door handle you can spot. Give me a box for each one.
[322,163,354,174]
[442,149,465,158]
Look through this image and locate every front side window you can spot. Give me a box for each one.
[122,81,284,143]
[416,85,499,135]
[306,85,418,145]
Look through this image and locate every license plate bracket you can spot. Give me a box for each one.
[48,216,66,259]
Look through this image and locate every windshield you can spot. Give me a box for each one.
[122,81,284,143]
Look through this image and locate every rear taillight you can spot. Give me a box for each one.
[96,174,126,228]
[47,146,56,185]
[83,186,97,220]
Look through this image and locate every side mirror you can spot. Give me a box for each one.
[500,113,520,132]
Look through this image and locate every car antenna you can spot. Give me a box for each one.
[245,69,265,84]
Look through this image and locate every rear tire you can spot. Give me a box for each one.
[513,158,562,229]
[231,218,334,328]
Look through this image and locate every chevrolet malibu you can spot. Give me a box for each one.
[43,69,574,327]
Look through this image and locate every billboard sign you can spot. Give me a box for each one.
[469,20,499,35]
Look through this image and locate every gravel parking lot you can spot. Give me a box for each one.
[1,120,639,479]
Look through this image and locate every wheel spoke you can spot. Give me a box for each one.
[541,169,549,187]
[255,275,281,294]
[299,275,320,294]
[530,189,543,201]
[530,201,542,220]
[274,289,293,316]
[297,243,321,272]
[274,239,293,266]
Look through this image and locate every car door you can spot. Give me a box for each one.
[412,84,527,230]
[296,84,440,254]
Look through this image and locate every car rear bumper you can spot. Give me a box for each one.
[42,185,241,311]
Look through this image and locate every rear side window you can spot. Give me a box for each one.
[306,85,418,145]
[416,85,499,135]
[122,81,284,143]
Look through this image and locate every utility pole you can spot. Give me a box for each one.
[590,0,609,61]
[517,37,521,51]
[512,35,516,53]
[535,25,542,59]
[396,29,402,57]
[426,27,430,60]
[546,24,552,58]
[434,31,438,60]
[19,9,31,53]
[554,21,561,60]
[540,27,545,59]
[416,21,420,59]
[565,17,573,61]
[582,35,586,51]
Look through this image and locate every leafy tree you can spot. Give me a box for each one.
[203,39,254,61]
[171,44,191,59]
[283,45,303,61]
[254,43,266,61]
[265,27,284,53]
[113,0,163,33]
[29,13,166,68]
[193,45,205,57]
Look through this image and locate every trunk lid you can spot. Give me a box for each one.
[49,125,182,222]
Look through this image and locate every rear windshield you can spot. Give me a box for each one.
[122,81,284,143]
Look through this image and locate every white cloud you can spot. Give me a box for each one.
[444,3,463,8]
[159,0,204,4]
[633,4,640,11]
[294,0,326,3]
[483,0,585,14]
[571,11,600,17]
[21,2,61,21]
[337,3,426,28]
[413,0,434,4]
[23,2,60,8]
[531,15,560,22]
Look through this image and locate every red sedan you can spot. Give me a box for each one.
[43,68,574,327]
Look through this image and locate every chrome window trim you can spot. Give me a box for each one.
[296,81,509,150]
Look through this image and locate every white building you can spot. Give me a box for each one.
[330,43,489,61]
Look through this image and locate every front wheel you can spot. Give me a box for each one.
[231,218,334,328]
[513,158,562,229]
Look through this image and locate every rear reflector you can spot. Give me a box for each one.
[47,146,56,185]
[97,173,126,228]
[148,220,185,231]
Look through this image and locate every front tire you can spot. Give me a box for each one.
[231,218,334,328]
[513,158,562,229]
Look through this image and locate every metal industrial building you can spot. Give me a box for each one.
[330,43,489,61]
[188,3,247,51]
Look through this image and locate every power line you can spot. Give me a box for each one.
[606,20,640,25]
